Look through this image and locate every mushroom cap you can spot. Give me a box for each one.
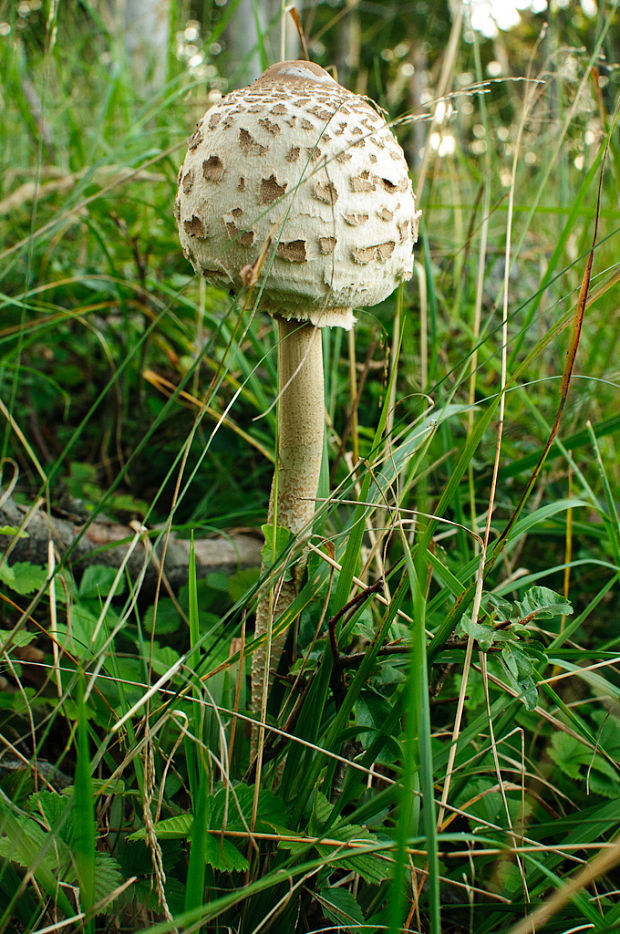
[175,60,420,329]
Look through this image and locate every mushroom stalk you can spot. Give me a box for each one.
[251,316,324,742]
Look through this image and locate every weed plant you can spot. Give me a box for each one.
[0,1,618,932]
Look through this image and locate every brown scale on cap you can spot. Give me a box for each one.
[258,117,281,136]
[184,215,206,238]
[238,128,268,156]
[259,175,287,204]
[202,156,224,182]
[277,239,307,262]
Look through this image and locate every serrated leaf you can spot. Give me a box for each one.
[0,808,74,916]
[149,642,180,677]
[128,813,192,841]
[0,561,47,595]
[129,784,291,860]
[163,876,187,915]
[337,849,390,884]
[319,885,364,932]
[210,783,289,835]
[0,812,65,868]
[26,790,72,838]
[0,629,37,648]
[128,814,247,872]
[0,565,15,587]
[591,710,620,758]
[310,790,333,833]
[549,732,620,795]
[204,833,248,872]
[73,680,96,913]
[586,772,619,799]
[92,851,125,911]
[318,825,389,884]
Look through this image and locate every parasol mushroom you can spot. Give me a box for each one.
[175,59,420,741]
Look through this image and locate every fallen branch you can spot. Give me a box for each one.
[0,495,261,595]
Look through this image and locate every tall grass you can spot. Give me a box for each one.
[0,1,618,932]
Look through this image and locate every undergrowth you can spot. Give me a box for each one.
[0,1,618,932]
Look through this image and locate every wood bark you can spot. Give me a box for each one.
[0,495,261,597]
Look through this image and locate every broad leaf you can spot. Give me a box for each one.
[0,561,47,595]
[79,565,126,600]
[318,885,365,933]
[516,586,573,621]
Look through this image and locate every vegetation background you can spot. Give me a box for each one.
[0,0,618,931]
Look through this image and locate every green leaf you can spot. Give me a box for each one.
[204,833,249,872]
[309,790,333,833]
[0,800,123,915]
[128,813,192,841]
[206,571,229,592]
[210,783,289,835]
[149,642,180,677]
[143,598,181,635]
[0,526,28,539]
[0,807,74,917]
[129,813,248,872]
[318,885,364,932]
[261,523,293,570]
[0,561,47,595]
[501,644,520,680]
[498,647,539,710]
[73,679,96,919]
[92,851,125,911]
[26,790,71,837]
[516,586,573,621]
[0,629,37,648]
[55,604,107,658]
[129,784,290,842]
[549,733,588,780]
[485,593,514,620]
[79,565,126,600]
[549,731,620,796]
[318,825,390,884]
[459,614,496,651]
[228,567,260,604]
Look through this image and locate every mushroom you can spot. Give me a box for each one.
[175,60,420,740]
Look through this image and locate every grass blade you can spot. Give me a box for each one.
[73,674,96,932]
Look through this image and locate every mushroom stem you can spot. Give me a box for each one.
[251,316,324,746]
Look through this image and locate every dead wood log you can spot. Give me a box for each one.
[0,495,262,597]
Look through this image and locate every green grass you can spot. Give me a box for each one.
[0,0,619,931]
